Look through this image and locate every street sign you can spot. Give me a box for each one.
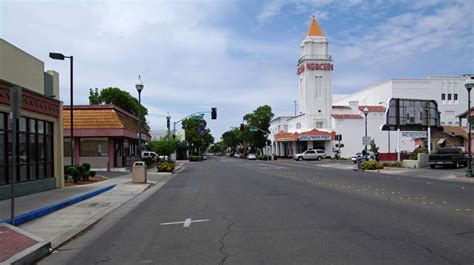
[199,124,205,136]
[191,114,204,121]
[362,136,371,145]
[401,131,427,139]
[249,128,258,132]
[298,135,331,141]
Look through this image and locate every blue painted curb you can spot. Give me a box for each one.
[1,184,117,225]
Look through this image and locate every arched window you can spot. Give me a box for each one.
[296,122,301,129]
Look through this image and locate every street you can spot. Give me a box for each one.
[42,158,474,265]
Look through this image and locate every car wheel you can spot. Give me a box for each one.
[317,156,322,161]
[298,156,303,161]
[430,164,435,169]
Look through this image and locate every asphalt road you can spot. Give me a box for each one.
[42,158,474,265]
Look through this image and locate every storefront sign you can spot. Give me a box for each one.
[296,63,333,75]
[298,135,331,141]
[402,131,427,139]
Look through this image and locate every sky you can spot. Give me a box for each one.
[1,0,473,139]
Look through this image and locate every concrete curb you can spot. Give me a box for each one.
[1,223,50,265]
[1,184,117,225]
[50,183,152,249]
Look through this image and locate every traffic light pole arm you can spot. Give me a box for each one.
[173,111,210,135]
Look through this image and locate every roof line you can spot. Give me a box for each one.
[64,104,138,120]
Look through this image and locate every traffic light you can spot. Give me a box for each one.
[336,134,342,141]
[266,139,272,146]
[240,123,245,131]
[211,107,217,120]
[166,116,170,129]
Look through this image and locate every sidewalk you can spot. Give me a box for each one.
[0,161,184,264]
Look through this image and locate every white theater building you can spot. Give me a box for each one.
[269,17,470,158]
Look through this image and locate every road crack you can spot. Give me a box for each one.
[218,215,235,265]
[406,239,458,265]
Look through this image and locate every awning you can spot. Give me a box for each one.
[437,138,446,145]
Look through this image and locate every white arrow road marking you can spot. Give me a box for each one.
[160,218,210,228]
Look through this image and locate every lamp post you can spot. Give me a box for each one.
[49,52,74,165]
[136,76,144,160]
[465,78,474,177]
[363,106,369,159]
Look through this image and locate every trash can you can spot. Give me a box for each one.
[132,161,147,183]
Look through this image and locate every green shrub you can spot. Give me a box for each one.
[66,167,81,183]
[82,163,91,171]
[157,161,176,172]
[143,157,154,166]
[361,160,384,170]
[76,165,86,176]
[82,171,90,181]
[89,171,96,177]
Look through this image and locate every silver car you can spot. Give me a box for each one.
[294,149,326,161]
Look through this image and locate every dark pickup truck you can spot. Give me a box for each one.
[428,148,467,168]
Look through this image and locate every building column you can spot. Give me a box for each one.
[292,142,297,156]
[74,137,80,165]
[108,137,115,169]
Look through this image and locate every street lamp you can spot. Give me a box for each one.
[136,76,144,160]
[465,77,474,177]
[363,106,369,159]
[49,52,74,165]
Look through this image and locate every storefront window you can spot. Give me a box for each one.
[0,113,54,185]
[80,138,108,157]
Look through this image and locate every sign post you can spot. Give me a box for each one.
[10,87,21,225]
[362,136,371,146]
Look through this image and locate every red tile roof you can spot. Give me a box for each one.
[63,105,139,133]
[358,106,386,112]
[331,114,363,119]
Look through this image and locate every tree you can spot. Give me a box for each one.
[370,139,380,161]
[89,88,101,104]
[221,129,241,151]
[208,141,226,154]
[88,87,148,124]
[182,118,214,155]
[149,137,180,159]
[243,105,274,151]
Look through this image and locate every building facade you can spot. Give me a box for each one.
[63,105,150,170]
[269,17,471,159]
[0,38,64,200]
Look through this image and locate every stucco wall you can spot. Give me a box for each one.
[0,39,45,93]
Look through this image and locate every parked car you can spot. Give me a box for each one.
[428,147,467,168]
[351,153,363,163]
[142,151,159,161]
[247,153,257,160]
[351,152,375,163]
[294,149,325,161]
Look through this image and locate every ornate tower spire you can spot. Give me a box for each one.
[307,15,324,37]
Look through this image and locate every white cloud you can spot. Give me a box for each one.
[257,0,286,23]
